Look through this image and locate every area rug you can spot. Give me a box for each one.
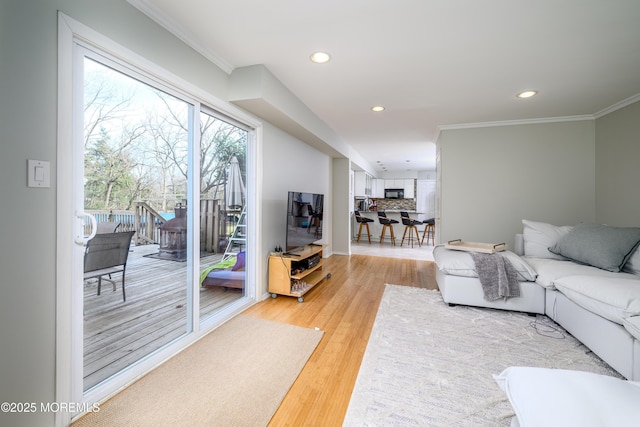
[73,315,323,427]
[343,285,621,426]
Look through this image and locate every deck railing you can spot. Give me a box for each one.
[134,202,165,245]
[85,209,139,235]
[86,199,223,252]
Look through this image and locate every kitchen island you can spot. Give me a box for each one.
[354,210,426,244]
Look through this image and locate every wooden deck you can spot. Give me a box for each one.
[83,243,243,391]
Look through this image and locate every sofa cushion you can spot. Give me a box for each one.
[525,257,639,290]
[549,223,640,272]
[623,246,640,275]
[522,219,572,260]
[622,316,640,341]
[231,251,245,271]
[552,275,640,324]
[205,270,244,281]
[494,367,640,427]
[433,246,537,282]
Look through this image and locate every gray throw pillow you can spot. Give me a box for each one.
[549,223,640,272]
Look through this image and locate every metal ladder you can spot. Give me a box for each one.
[223,208,246,260]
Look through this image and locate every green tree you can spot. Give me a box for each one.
[200,112,247,199]
[84,126,144,209]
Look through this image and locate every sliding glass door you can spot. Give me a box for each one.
[75,45,251,399]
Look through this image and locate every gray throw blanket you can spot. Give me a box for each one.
[469,252,520,301]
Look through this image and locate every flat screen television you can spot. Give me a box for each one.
[285,191,324,253]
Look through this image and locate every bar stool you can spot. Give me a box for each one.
[400,211,422,248]
[377,211,398,246]
[422,218,435,245]
[307,205,322,237]
[354,210,373,243]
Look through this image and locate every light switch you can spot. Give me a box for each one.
[28,159,50,188]
[35,166,45,182]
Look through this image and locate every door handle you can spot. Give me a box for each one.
[75,211,96,245]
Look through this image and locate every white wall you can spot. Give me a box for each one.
[261,122,331,291]
[377,171,418,179]
[417,170,437,180]
[1,3,56,426]
[438,120,596,247]
[595,101,640,226]
[332,158,351,255]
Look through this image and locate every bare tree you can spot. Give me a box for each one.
[83,60,247,213]
[83,61,136,149]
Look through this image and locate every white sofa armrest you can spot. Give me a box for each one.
[514,234,524,256]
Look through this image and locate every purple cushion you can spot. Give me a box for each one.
[232,251,245,271]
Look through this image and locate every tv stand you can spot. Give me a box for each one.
[268,245,331,302]
[282,252,301,257]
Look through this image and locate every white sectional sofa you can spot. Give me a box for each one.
[434,220,640,381]
[435,246,546,314]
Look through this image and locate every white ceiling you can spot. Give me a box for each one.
[131,0,640,173]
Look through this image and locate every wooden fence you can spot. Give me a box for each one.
[200,199,221,253]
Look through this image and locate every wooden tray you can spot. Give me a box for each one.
[445,239,507,254]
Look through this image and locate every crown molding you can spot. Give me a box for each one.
[593,93,640,118]
[436,92,640,140]
[432,127,442,145]
[434,115,594,144]
[438,114,594,133]
[127,0,234,75]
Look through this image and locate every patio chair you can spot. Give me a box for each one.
[201,251,245,291]
[83,231,135,301]
[96,221,121,234]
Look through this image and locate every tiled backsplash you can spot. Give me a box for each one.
[375,198,416,211]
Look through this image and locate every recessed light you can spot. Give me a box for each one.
[310,51,331,64]
[516,90,538,99]
[371,106,385,112]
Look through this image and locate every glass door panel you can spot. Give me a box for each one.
[198,111,248,323]
[82,57,191,391]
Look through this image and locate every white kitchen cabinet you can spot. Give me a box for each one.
[404,179,415,199]
[372,179,385,198]
[384,179,403,189]
[354,171,372,196]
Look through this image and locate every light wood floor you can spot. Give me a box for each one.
[243,254,437,426]
[84,244,242,390]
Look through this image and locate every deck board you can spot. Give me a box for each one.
[83,243,243,391]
